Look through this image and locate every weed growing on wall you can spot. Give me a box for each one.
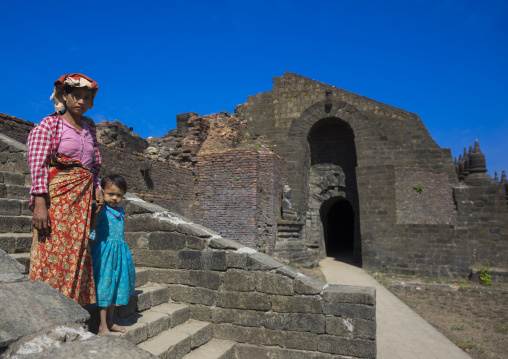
[479,261,492,286]
[413,184,424,193]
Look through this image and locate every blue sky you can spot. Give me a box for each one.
[0,0,506,176]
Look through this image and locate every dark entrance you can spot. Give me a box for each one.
[321,198,355,260]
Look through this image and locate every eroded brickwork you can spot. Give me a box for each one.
[196,149,286,252]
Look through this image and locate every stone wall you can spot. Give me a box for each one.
[0,113,34,145]
[234,72,508,279]
[123,197,377,358]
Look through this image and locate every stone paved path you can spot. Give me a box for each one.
[319,257,471,359]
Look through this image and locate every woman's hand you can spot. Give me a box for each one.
[95,189,104,213]
[33,195,51,237]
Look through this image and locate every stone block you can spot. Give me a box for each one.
[178,250,203,269]
[150,268,189,285]
[134,268,150,287]
[151,302,190,328]
[322,302,376,321]
[213,323,250,343]
[147,231,187,250]
[247,327,285,346]
[271,295,322,314]
[169,285,216,306]
[323,284,376,305]
[124,216,160,232]
[188,304,211,322]
[158,218,178,232]
[131,250,180,269]
[284,331,318,351]
[209,237,244,250]
[176,222,212,238]
[136,310,170,338]
[222,270,256,292]
[6,185,29,199]
[216,291,271,311]
[226,252,248,269]
[256,272,294,295]
[275,265,301,279]
[0,216,31,233]
[203,251,227,271]
[265,312,325,334]
[188,270,221,290]
[318,335,376,358]
[294,274,324,295]
[0,199,21,215]
[235,344,338,359]
[246,252,284,270]
[124,232,149,250]
[151,287,171,307]
[186,235,205,250]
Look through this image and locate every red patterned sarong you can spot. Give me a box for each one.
[29,153,96,305]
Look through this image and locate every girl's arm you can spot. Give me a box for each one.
[90,204,101,230]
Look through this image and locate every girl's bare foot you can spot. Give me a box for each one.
[97,327,111,336]
[108,323,126,333]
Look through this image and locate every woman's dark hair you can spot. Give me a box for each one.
[101,174,128,194]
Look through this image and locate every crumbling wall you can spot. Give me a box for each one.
[98,145,194,217]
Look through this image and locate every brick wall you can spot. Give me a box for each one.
[395,171,458,225]
[98,145,194,217]
[196,149,286,252]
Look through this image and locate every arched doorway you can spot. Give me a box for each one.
[320,198,355,260]
[304,116,362,264]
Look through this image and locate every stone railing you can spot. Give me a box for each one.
[123,195,376,358]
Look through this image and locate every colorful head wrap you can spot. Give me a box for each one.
[50,73,99,112]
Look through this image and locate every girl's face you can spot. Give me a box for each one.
[103,183,125,208]
[63,87,93,116]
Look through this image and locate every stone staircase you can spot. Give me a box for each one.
[86,268,236,359]
[0,164,32,274]
[0,136,237,358]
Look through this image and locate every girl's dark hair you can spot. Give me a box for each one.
[101,174,128,194]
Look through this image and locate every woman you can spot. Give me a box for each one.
[27,73,104,306]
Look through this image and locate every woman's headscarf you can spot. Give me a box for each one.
[51,73,99,112]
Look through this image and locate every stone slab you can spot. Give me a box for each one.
[0,281,89,348]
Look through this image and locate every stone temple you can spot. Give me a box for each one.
[1,72,507,357]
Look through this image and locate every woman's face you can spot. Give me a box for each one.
[63,87,93,116]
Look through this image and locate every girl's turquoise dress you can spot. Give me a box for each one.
[91,205,135,307]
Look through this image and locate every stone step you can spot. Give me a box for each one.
[0,183,31,200]
[0,171,31,186]
[86,284,172,329]
[0,215,32,233]
[0,232,32,253]
[181,339,236,359]
[9,252,30,274]
[138,320,213,359]
[0,198,31,216]
[113,302,190,345]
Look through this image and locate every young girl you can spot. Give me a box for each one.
[91,174,136,335]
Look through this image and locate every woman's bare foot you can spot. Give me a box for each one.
[108,323,126,333]
[97,327,111,336]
